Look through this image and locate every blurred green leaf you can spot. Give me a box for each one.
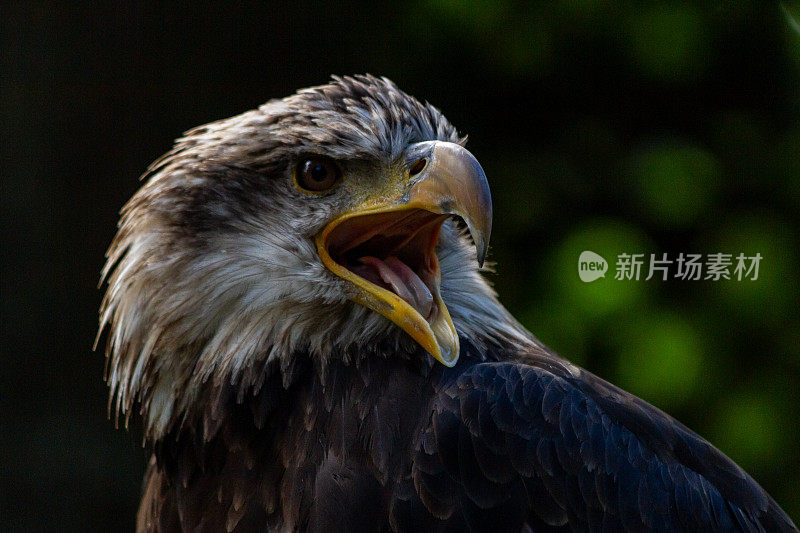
[627,143,720,229]
[706,214,798,324]
[611,312,709,410]
[626,4,710,82]
[710,390,786,469]
[546,220,653,319]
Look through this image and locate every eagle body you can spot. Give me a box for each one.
[138,342,794,532]
[99,76,796,532]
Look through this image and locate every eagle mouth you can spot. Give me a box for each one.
[314,141,490,367]
[317,205,460,366]
[323,209,448,324]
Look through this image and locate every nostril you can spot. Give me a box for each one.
[409,158,427,176]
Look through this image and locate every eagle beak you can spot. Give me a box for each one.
[316,141,492,367]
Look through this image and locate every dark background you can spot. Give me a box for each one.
[2,1,799,530]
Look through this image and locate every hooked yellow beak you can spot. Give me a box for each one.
[316,141,492,366]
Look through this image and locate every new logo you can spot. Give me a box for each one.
[578,250,608,282]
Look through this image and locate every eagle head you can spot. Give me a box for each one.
[99,75,525,440]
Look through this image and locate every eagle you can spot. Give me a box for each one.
[99,75,796,532]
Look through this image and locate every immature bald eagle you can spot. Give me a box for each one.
[99,75,796,532]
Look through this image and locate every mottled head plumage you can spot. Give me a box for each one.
[98,75,530,441]
[154,75,462,176]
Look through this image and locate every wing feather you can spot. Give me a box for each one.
[393,357,797,532]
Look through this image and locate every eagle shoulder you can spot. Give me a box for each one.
[393,351,797,532]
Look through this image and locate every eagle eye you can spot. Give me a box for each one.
[295,156,341,193]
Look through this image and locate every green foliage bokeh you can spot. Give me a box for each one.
[454,0,800,517]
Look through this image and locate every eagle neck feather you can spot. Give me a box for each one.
[103,221,536,443]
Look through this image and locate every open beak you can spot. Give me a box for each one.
[316,141,492,367]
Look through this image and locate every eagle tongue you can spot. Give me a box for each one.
[358,256,434,320]
[383,257,435,321]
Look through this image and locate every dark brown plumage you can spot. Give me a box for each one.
[99,76,796,532]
